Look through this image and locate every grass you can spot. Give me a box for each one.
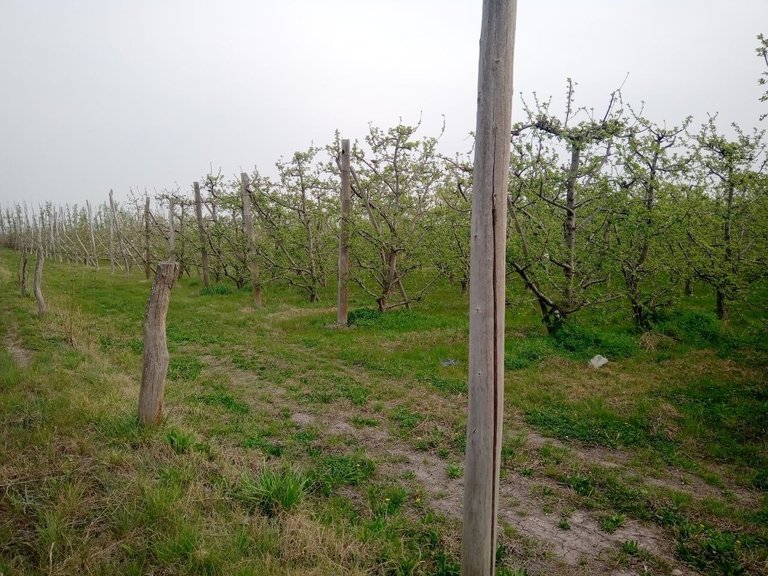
[1,248,767,575]
[446,463,462,479]
[239,468,309,517]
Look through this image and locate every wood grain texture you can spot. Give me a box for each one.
[337,139,351,326]
[144,196,151,279]
[168,198,176,262]
[33,249,46,316]
[461,1,517,574]
[138,261,179,426]
[193,182,211,288]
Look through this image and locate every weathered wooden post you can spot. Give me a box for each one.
[33,215,46,316]
[241,172,263,307]
[138,261,179,426]
[337,139,351,326]
[17,209,30,297]
[144,196,152,279]
[86,200,98,270]
[168,197,176,262]
[109,189,131,274]
[193,182,211,288]
[108,202,115,274]
[178,202,187,276]
[19,247,29,297]
[461,1,517,575]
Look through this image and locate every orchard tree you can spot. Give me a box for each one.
[610,115,693,329]
[249,147,336,302]
[429,152,473,293]
[201,171,250,288]
[688,119,768,320]
[507,81,624,331]
[347,122,444,312]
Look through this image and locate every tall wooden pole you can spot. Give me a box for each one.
[193,182,211,288]
[168,197,176,262]
[461,1,517,575]
[144,196,152,279]
[337,139,351,326]
[86,200,98,270]
[241,173,262,307]
[33,215,46,316]
[108,203,115,273]
[109,189,130,274]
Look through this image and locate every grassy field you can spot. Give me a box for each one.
[1,248,767,575]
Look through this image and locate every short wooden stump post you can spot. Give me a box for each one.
[138,261,180,426]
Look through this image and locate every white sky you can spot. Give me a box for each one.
[1,0,766,207]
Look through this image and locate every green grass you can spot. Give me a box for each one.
[196,387,250,414]
[168,356,205,381]
[1,249,767,575]
[238,468,308,517]
[311,453,376,495]
[165,428,196,454]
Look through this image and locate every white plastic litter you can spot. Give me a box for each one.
[589,355,609,369]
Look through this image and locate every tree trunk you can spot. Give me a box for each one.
[377,250,398,312]
[630,299,649,331]
[461,1,516,574]
[396,278,411,311]
[716,288,728,321]
[19,247,29,297]
[138,261,180,426]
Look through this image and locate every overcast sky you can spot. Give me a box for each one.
[1,0,766,208]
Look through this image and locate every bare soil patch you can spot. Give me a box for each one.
[290,398,693,574]
[4,333,31,368]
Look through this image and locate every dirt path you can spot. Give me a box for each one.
[4,332,31,368]
[286,405,693,576]
[188,304,759,575]
[198,346,695,575]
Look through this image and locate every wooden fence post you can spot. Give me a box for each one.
[108,202,115,274]
[461,1,517,575]
[34,217,46,316]
[337,139,351,326]
[241,173,262,307]
[193,182,211,288]
[144,196,152,279]
[19,247,29,297]
[86,200,98,270]
[168,197,176,262]
[138,261,179,426]
[109,189,131,274]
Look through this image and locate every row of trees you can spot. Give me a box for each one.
[507,85,767,329]
[2,91,766,329]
